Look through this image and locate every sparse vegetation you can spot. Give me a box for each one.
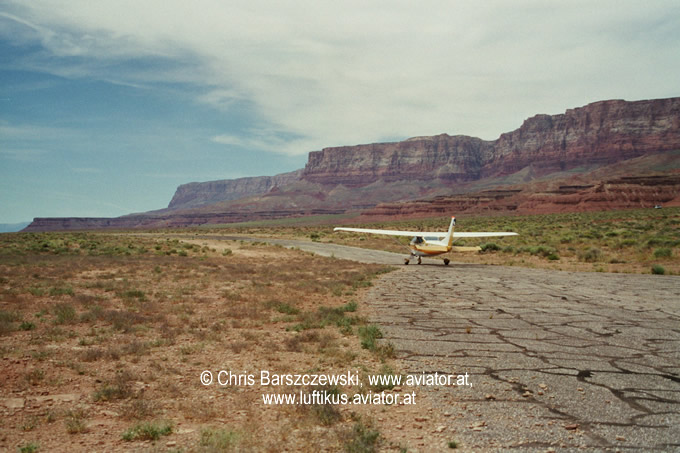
[199,427,241,451]
[0,231,399,451]
[325,207,680,274]
[358,325,383,351]
[121,420,172,441]
[342,416,382,453]
[64,408,89,434]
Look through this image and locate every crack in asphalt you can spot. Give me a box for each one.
[363,265,680,450]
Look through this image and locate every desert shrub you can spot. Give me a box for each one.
[18,443,39,453]
[0,310,20,335]
[652,264,666,275]
[121,398,158,420]
[654,248,672,258]
[268,301,299,315]
[19,321,36,331]
[49,286,74,297]
[65,408,89,434]
[122,420,172,441]
[480,243,500,252]
[200,427,241,450]
[358,325,383,351]
[342,417,381,453]
[119,289,146,301]
[93,370,134,401]
[579,247,603,262]
[290,302,360,333]
[53,303,76,324]
[617,239,637,248]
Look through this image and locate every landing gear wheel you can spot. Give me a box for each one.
[404,258,410,265]
[444,258,450,266]
[417,257,422,265]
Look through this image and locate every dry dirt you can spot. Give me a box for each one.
[0,236,437,452]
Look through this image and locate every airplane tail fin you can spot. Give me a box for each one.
[445,216,456,248]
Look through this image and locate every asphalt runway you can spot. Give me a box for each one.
[198,235,680,450]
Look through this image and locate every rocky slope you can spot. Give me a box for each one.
[362,151,680,218]
[23,97,680,231]
[167,169,302,210]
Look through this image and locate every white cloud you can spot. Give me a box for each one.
[2,0,679,155]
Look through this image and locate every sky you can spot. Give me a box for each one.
[1,1,679,224]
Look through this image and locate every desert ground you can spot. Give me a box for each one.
[1,208,679,452]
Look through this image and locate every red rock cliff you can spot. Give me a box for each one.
[302,98,680,185]
[303,135,493,186]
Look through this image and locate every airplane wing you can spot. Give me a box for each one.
[333,227,433,237]
[452,232,518,238]
[333,227,517,238]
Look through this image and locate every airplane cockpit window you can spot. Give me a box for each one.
[411,236,424,244]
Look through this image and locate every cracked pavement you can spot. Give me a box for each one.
[365,263,680,451]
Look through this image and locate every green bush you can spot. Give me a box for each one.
[200,427,240,450]
[480,243,500,252]
[358,325,383,351]
[122,420,172,441]
[651,264,666,275]
[653,248,672,258]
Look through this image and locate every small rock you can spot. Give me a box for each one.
[415,416,429,422]
[522,391,532,397]
[484,394,496,400]
[435,425,446,433]
[564,423,579,430]
[616,436,626,441]
[469,421,487,431]
[166,441,177,447]
[539,383,547,390]
[0,398,24,409]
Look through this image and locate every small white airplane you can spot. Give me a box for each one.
[334,216,518,265]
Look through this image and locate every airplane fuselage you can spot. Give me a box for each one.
[409,236,450,257]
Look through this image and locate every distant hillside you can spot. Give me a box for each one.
[167,169,302,210]
[24,97,680,231]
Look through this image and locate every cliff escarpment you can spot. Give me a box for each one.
[302,98,680,186]
[302,135,492,186]
[168,169,302,210]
